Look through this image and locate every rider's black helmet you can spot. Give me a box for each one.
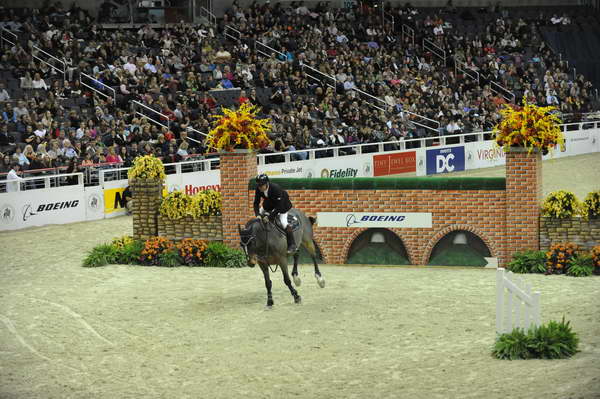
[256,174,269,186]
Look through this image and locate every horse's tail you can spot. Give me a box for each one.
[308,216,317,225]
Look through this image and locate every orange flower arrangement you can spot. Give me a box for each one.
[591,245,600,275]
[176,238,208,266]
[207,102,272,152]
[140,236,175,265]
[493,96,565,154]
[546,242,580,275]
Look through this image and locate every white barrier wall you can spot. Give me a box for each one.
[0,185,86,231]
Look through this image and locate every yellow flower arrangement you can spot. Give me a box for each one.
[188,190,222,218]
[582,190,600,220]
[493,96,565,154]
[542,190,581,219]
[160,191,192,220]
[207,102,272,152]
[111,235,134,249]
[159,189,222,220]
[127,155,166,181]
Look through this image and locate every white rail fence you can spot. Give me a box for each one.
[496,268,541,335]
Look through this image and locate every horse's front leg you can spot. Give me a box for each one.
[281,262,301,304]
[259,262,274,308]
[292,252,301,286]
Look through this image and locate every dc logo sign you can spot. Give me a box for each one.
[426,147,465,175]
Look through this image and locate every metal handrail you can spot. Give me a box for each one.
[454,56,480,84]
[422,38,446,66]
[489,81,515,104]
[300,62,337,90]
[80,72,116,103]
[32,45,66,80]
[1,27,17,48]
[255,40,287,62]
[402,24,415,46]
[131,100,170,130]
[224,25,242,42]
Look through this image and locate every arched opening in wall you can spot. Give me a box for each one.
[427,230,491,267]
[346,229,409,265]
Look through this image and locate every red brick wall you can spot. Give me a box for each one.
[220,151,257,248]
[219,150,541,267]
[242,189,508,265]
[505,150,542,254]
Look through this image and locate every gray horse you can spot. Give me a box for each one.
[238,208,325,308]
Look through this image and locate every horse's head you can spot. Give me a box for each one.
[238,221,259,267]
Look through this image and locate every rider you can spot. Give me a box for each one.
[253,174,296,254]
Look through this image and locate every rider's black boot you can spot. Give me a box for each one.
[285,226,296,254]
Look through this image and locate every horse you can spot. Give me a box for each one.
[238,208,325,308]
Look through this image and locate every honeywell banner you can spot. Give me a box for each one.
[0,185,85,231]
[317,212,432,228]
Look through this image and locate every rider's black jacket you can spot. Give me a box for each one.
[253,182,293,216]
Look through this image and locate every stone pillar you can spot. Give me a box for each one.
[130,178,162,240]
[219,151,258,249]
[504,149,542,265]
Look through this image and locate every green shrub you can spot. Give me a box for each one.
[116,240,144,264]
[82,244,118,267]
[566,254,594,277]
[493,318,579,360]
[158,249,182,267]
[492,328,532,360]
[507,250,547,274]
[223,250,247,268]
[526,318,579,359]
[205,242,246,268]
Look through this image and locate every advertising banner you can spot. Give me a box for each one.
[373,151,417,176]
[84,186,104,221]
[317,212,432,228]
[0,186,86,231]
[258,156,374,179]
[426,146,466,175]
[465,141,506,170]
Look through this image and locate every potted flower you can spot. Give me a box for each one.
[207,103,272,152]
[493,97,565,155]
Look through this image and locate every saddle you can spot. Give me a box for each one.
[273,214,300,234]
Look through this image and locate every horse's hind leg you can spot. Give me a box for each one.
[305,239,325,288]
[292,252,301,286]
[259,263,274,308]
[281,262,301,304]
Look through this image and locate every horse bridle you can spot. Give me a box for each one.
[240,219,278,272]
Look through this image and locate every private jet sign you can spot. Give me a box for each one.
[316,212,433,228]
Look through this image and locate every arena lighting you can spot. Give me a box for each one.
[453,232,467,245]
[370,232,386,243]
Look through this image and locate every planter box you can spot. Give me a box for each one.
[158,215,223,242]
[540,216,600,250]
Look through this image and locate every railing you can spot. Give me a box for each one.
[489,81,516,104]
[1,27,17,48]
[351,87,389,112]
[131,100,170,130]
[32,45,66,81]
[255,40,287,62]
[99,158,219,184]
[1,172,83,192]
[422,38,446,66]
[300,62,337,91]
[198,6,217,27]
[383,11,395,30]
[402,24,415,46]
[399,110,441,133]
[454,56,480,84]
[224,25,242,42]
[80,72,117,104]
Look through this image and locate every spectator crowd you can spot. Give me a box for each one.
[0,0,598,185]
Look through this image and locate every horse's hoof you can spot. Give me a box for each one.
[265,305,273,310]
[294,296,302,304]
[315,274,325,288]
[293,274,301,286]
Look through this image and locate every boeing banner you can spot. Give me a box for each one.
[426,146,466,175]
[316,212,433,228]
